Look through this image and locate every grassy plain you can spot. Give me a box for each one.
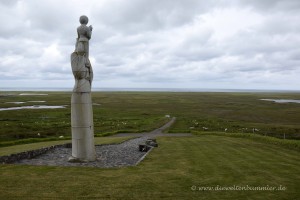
[1,135,300,199]
[1,91,300,199]
[0,91,300,144]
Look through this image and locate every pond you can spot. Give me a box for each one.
[260,99,300,104]
[5,101,46,104]
[0,105,66,111]
[5,102,26,104]
[19,93,48,96]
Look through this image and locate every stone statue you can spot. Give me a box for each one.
[72,15,93,92]
[69,15,96,162]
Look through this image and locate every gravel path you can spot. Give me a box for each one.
[13,117,191,168]
[111,117,192,137]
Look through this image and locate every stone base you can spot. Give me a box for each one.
[68,156,91,163]
[71,92,96,161]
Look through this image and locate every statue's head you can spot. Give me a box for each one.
[79,15,89,25]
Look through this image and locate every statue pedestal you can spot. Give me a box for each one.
[69,92,96,162]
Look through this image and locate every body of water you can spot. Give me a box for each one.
[0,105,66,111]
[261,99,300,104]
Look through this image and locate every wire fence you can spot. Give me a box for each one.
[256,132,300,140]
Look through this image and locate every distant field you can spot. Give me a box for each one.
[0,91,300,143]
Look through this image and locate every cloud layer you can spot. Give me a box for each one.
[1,0,300,90]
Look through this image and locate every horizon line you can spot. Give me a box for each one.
[1,87,299,93]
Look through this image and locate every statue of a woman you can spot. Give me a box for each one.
[69,15,96,162]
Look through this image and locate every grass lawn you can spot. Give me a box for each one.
[1,135,299,199]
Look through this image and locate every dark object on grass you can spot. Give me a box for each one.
[146,139,158,147]
[139,144,150,152]
[139,138,158,152]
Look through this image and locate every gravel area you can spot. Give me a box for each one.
[15,136,150,168]
[11,117,191,168]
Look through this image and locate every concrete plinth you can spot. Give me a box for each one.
[70,92,95,162]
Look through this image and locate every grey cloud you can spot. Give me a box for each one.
[1,0,300,90]
[0,0,18,7]
[235,0,300,12]
[91,0,219,33]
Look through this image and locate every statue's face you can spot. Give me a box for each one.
[79,15,88,25]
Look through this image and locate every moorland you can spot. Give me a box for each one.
[0,91,300,199]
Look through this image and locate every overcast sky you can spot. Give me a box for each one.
[1,0,300,90]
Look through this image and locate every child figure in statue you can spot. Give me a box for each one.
[76,15,93,58]
[71,15,93,92]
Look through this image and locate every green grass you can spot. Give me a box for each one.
[0,92,171,142]
[1,92,300,142]
[1,92,300,199]
[192,131,300,151]
[0,136,134,156]
[1,135,299,199]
